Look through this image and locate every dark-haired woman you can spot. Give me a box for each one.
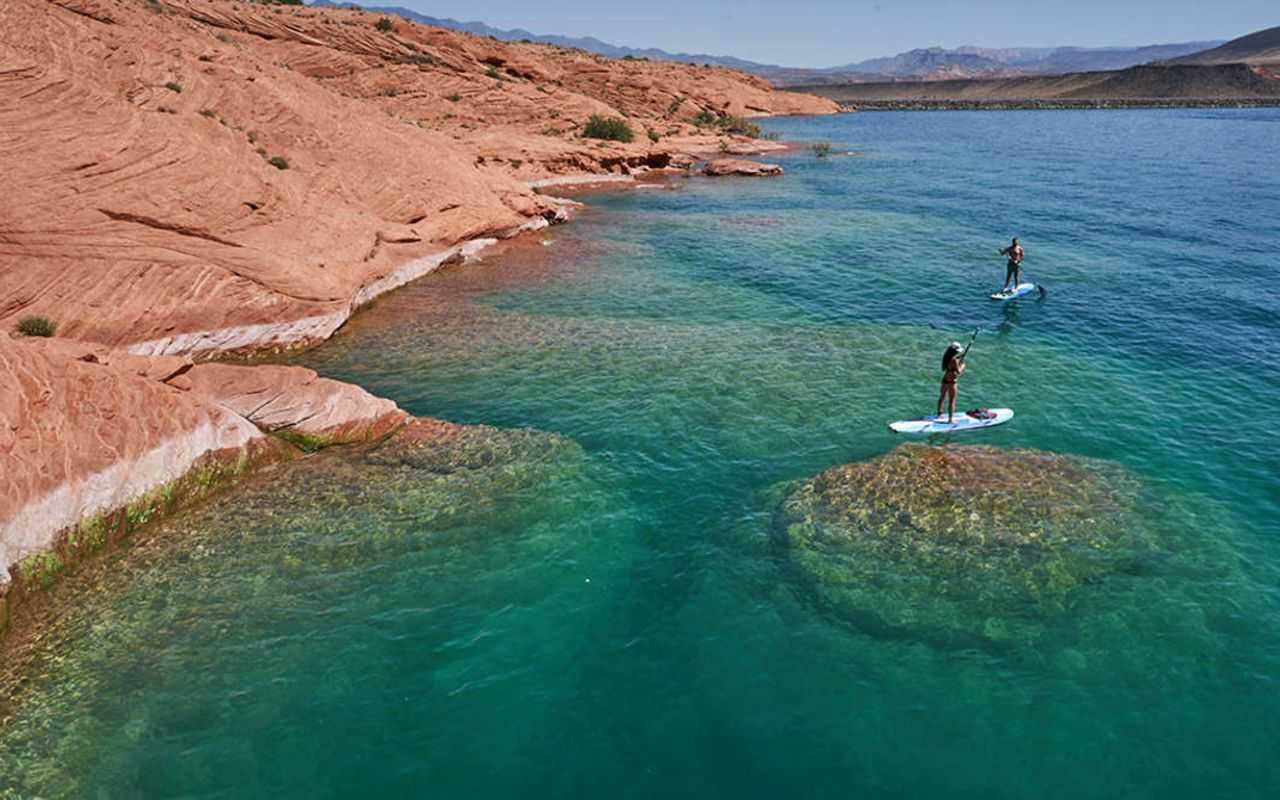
[936,341,967,424]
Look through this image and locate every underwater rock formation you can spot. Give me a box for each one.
[774,444,1161,648]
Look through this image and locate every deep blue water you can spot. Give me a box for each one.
[3,109,1279,798]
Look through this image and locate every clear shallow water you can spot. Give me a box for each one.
[4,109,1280,797]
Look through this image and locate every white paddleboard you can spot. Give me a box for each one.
[991,283,1038,301]
[889,408,1014,434]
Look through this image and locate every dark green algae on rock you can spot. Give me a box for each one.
[773,444,1169,649]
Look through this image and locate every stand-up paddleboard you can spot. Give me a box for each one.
[889,408,1014,434]
[991,283,1041,301]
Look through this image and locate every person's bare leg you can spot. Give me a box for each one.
[937,384,947,417]
[947,385,957,424]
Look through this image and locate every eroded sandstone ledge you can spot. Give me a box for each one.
[0,334,422,633]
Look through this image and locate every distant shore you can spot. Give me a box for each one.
[834,98,1280,112]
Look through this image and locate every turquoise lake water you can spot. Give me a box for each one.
[3,109,1279,797]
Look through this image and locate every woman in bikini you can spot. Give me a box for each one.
[937,341,966,424]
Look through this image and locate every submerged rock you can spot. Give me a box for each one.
[368,418,573,472]
[774,444,1160,648]
[703,159,784,177]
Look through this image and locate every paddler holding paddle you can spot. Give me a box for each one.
[936,330,977,424]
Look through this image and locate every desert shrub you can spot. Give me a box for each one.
[267,155,289,170]
[582,115,633,143]
[374,17,394,33]
[216,32,231,43]
[690,110,761,138]
[164,81,182,93]
[446,93,461,102]
[485,66,501,80]
[719,115,761,138]
[812,142,832,158]
[667,97,684,115]
[16,316,56,337]
[647,128,660,143]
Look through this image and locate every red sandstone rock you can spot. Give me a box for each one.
[0,0,834,356]
[168,363,408,445]
[703,159,785,176]
[0,335,264,584]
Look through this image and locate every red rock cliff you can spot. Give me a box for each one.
[0,0,835,354]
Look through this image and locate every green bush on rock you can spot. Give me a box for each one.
[15,316,56,337]
[582,115,634,143]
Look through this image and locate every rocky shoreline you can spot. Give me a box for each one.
[836,97,1280,111]
[0,0,829,641]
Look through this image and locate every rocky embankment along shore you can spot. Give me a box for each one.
[839,98,1280,111]
[0,0,835,635]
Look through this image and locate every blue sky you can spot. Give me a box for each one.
[391,1,1276,67]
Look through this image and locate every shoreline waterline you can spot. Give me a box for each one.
[0,157,761,670]
[805,97,1280,112]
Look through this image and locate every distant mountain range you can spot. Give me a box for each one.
[308,3,1232,85]
[798,26,1280,106]
[830,42,1227,79]
[307,1,786,72]
[1166,25,1280,66]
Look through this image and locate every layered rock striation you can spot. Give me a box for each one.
[1,0,833,355]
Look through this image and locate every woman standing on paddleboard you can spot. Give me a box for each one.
[937,342,967,424]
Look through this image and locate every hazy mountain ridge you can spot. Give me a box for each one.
[1165,25,1280,66]
[829,42,1225,77]
[306,2,1225,83]
[307,1,783,71]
